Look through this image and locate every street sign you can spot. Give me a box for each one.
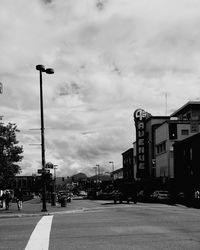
[37,169,50,174]
[45,162,54,169]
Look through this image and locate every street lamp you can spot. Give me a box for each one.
[51,164,58,206]
[36,64,54,212]
[93,166,97,183]
[109,161,114,183]
[96,164,100,183]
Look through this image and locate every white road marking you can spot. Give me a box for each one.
[25,215,53,250]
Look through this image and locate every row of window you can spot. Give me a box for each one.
[156,129,190,155]
[123,157,132,165]
[156,141,166,155]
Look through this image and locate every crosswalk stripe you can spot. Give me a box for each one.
[25,215,53,250]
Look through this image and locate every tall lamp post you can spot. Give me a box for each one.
[96,164,100,183]
[52,164,58,206]
[109,161,114,183]
[36,64,54,212]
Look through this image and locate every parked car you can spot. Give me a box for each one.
[112,189,137,204]
[137,190,150,202]
[150,190,170,202]
[79,190,87,199]
[96,190,114,200]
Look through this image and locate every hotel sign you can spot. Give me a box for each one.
[134,109,150,177]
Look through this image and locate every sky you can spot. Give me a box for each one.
[1,0,200,177]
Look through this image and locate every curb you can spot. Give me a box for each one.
[0,208,86,219]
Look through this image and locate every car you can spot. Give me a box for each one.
[79,191,87,199]
[112,189,137,204]
[137,190,149,202]
[150,190,170,201]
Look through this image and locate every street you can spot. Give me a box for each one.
[0,199,200,249]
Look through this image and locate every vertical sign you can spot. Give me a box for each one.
[134,109,150,178]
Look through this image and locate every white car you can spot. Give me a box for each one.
[150,190,170,201]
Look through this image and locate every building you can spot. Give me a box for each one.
[145,115,170,178]
[155,101,200,183]
[171,101,200,121]
[113,168,123,181]
[133,108,169,180]
[11,175,42,195]
[132,101,200,192]
[173,132,200,196]
[122,148,134,182]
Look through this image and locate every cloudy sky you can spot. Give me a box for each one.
[1,0,200,177]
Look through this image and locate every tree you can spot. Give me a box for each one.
[0,123,23,189]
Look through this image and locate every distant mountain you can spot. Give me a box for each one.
[71,172,87,182]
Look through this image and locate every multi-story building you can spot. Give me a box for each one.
[145,115,170,178]
[131,101,200,191]
[122,148,134,182]
[155,101,200,182]
[173,132,200,196]
[133,108,169,180]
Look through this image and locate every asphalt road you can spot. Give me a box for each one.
[1,199,200,250]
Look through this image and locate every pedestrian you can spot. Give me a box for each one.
[15,188,23,210]
[195,190,200,199]
[2,190,12,210]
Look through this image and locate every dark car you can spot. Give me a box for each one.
[137,190,149,202]
[112,189,137,204]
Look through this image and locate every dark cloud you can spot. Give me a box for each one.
[42,0,53,4]
[96,0,109,11]
[57,81,81,96]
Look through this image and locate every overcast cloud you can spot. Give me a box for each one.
[1,0,200,176]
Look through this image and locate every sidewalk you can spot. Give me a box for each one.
[0,197,76,219]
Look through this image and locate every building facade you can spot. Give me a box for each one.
[131,101,200,192]
[122,148,134,182]
[173,132,200,196]
[113,168,123,181]
[155,119,200,180]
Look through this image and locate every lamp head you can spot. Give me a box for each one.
[45,68,54,74]
[36,65,45,72]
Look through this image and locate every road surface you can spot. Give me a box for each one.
[0,199,200,250]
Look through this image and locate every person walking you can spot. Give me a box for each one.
[2,190,12,210]
[15,188,23,210]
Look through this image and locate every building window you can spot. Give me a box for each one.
[156,141,166,155]
[186,113,191,120]
[181,129,189,135]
